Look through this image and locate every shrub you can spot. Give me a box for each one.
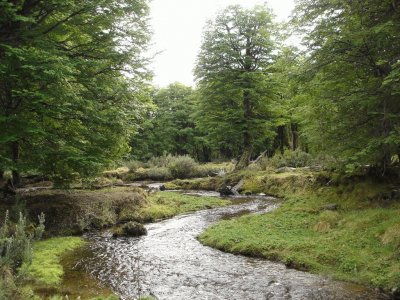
[148,154,175,168]
[267,149,313,168]
[0,211,45,299]
[167,155,199,179]
[112,222,147,237]
[0,211,45,273]
[123,160,147,172]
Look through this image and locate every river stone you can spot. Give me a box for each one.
[276,167,297,173]
[113,221,147,237]
[159,184,166,191]
[217,184,234,196]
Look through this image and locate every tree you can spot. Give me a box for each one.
[194,5,279,169]
[294,0,400,175]
[130,83,212,161]
[0,0,151,186]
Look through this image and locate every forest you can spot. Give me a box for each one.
[0,0,399,299]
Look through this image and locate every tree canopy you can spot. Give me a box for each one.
[293,0,400,174]
[194,5,279,169]
[0,0,151,186]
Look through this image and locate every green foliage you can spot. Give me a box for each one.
[0,0,151,185]
[293,0,400,174]
[28,237,85,285]
[0,211,45,274]
[195,5,280,165]
[130,83,210,161]
[268,149,313,168]
[0,211,45,300]
[123,155,233,181]
[166,155,198,179]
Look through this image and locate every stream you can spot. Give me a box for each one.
[73,191,389,300]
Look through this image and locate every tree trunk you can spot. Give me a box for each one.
[277,125,285,154]
[235,88,253,170]
[11,141,20,187]
[291,123,299,150]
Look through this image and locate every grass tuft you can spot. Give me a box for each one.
[29,237,85,285]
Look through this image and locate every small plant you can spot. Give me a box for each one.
[0,211,45,298]
[112,222,147,237]
[167,155,199,179]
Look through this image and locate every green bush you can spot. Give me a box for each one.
[128,167,172,181]
[148,154,175,168]
[0,211,45,300]
[0,211,45,273]
[268,149,313,168]
[123,160,147,172]
[167,155,199,179]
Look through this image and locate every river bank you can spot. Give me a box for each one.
[171,169,400,297]
[2,168,399,299]
[0,187,232,299]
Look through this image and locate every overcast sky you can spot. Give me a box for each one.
[149,0,295,87]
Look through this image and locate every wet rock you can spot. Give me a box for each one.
[321,203,339,211]
[112,222,147,237]
[159,184,166,191]
[217,184,235,196]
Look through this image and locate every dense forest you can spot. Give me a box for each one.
[1,0,400,299]
[1,0,400,186]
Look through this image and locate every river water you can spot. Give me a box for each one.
[75,192,389,300]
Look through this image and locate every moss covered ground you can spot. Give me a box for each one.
[137,191,232,222]
[197,170,400,294]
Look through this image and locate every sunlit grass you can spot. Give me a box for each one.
[137,191,232,222]
[29,237,85,285]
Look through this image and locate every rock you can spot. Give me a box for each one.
[217,184,234,196]
[159,184,166,191]
[391,287,399,298]
[321,203,339,211]
[276,167,297,173]
[113,221,147,237]
[258,193,266,196]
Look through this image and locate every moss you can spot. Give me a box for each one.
[29,237,85,285]
[199,170,400,293]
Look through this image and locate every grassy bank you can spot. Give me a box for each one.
[27,237,116,300]
[29,237,85,285]
[198,171,400,294]
[139,191,232,222]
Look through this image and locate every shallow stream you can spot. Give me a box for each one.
[72,191,389,300]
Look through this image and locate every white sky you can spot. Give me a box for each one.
[149,0,295,87]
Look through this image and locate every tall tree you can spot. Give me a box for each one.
[130,83,211,161]
[0,0,151,186]
[294,0,400,175]
[194,5,278,169]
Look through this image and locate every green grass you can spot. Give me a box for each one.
[29,237,85,285]
[137,191,232,222]
[199,172,400,292]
